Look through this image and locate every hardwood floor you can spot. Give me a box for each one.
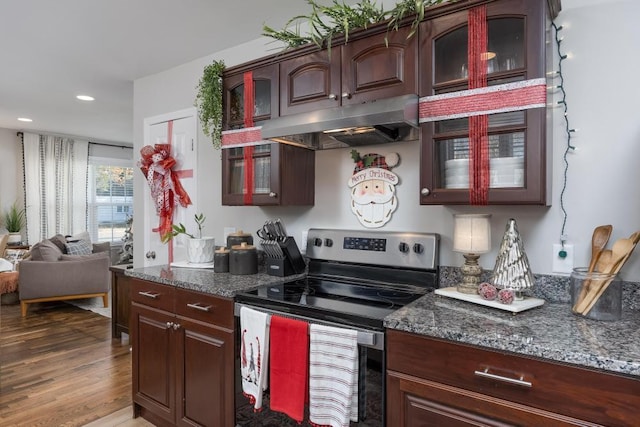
[0,301,135,426]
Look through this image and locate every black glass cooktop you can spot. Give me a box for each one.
[235,277,428,330]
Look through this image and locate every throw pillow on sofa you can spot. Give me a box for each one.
[67,231,91,243]
[49,234,68,253]
[29,239,63,261]
[65,239,93,255]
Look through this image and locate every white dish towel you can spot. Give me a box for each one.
[239,306,270,411]
[309,323,359,427]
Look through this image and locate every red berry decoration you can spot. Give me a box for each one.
[498,288,515,305]
[478,282,497,300]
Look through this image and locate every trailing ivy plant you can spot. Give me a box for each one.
[195,60,225,149]
[262,0,450,50]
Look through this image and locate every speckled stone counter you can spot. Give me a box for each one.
[385,292,640,378]
[124,265,305,298]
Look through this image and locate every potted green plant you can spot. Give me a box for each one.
[2,202,26,244]
[195,60,225,150]
[262,0,450,50]
[162,213,216,264]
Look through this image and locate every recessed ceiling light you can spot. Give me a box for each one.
[76,95,95,101]
[18,117,33,122]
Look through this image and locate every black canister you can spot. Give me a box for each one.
[214,248,229,273]
[226,230,254,249]
[229,242,258,275]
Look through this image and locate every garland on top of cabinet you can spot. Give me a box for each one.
[262,0,452,51]
[195,60,225,149]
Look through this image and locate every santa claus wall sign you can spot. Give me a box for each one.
[348,150,400,228]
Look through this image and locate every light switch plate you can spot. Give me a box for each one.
[552,243,574,275]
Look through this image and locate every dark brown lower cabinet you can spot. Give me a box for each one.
[387,329,640,427]
[131,279,235,427]
[110,265,132,338]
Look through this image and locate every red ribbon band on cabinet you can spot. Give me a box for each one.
[418,79,546,122]
[243,71,255,205]
[468,5,489,205]
[221,126,264,147]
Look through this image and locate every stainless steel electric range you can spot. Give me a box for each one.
[234,228,440,426]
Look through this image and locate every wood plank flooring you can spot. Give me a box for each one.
[0,301,134,427]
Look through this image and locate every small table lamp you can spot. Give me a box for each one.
[453,214,491,294]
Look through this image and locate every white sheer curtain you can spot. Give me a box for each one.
[23,133,89,244]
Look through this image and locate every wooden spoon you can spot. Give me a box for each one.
[588,225,613,273]
[595,249,612,273]
[578,238,635,314]
[574,225,613,309]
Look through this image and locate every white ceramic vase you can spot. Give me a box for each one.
[7,233,22,244]
[187,237,215,264]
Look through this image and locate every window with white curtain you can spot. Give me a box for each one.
[87,156,134,244]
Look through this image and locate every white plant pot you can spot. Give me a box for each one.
[187,237,215,264]
[7,233,22,244]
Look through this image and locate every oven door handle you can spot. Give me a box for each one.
[234,302,383,350]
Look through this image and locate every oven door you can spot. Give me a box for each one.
[234,302,385,427]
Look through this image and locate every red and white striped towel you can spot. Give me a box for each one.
[240,306,270,411]
[308,323,358,427]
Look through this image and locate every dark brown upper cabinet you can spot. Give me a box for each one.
[222,63,314,206]
[221,142,315,206]
[419,0,559,205]
[279,25,418,116]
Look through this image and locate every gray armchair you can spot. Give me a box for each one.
[19,236,111,316]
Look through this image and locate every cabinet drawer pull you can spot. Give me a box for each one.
[187,302,212,312]
[138,291,160,299]
[474,368,532,388]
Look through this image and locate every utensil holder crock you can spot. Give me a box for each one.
[570,267,622,321]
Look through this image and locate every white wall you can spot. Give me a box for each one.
[0,128,25,229]
[133,0,640,282]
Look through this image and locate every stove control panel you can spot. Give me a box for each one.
[306,228,439,270]
[343,237,387,252]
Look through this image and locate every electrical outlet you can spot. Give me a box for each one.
[552,243,574,274]
[301,230,309,254]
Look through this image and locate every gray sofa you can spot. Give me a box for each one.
[19,234,111,316]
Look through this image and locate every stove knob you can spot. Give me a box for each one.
[324,238,333,247]
[398,242,410,253]
[313,238,323,247]
[413,243,424,254]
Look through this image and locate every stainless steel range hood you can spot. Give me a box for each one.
[260,94,419,150]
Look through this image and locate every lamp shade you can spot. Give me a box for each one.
[453,214,491,254]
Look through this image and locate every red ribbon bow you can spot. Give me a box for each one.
[138,143,192,238]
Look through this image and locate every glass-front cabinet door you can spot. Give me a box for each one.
[419,0,553,205]
[222,144,278,206]
[223,64,278,130]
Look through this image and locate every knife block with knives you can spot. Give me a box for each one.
[259,219,306,276]
[264,237,306,276]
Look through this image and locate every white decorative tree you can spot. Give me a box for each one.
[492,218,534,300]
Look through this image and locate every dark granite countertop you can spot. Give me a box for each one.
[125,266,640,378]
[124,265,305,298]
[385,292,640,378]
